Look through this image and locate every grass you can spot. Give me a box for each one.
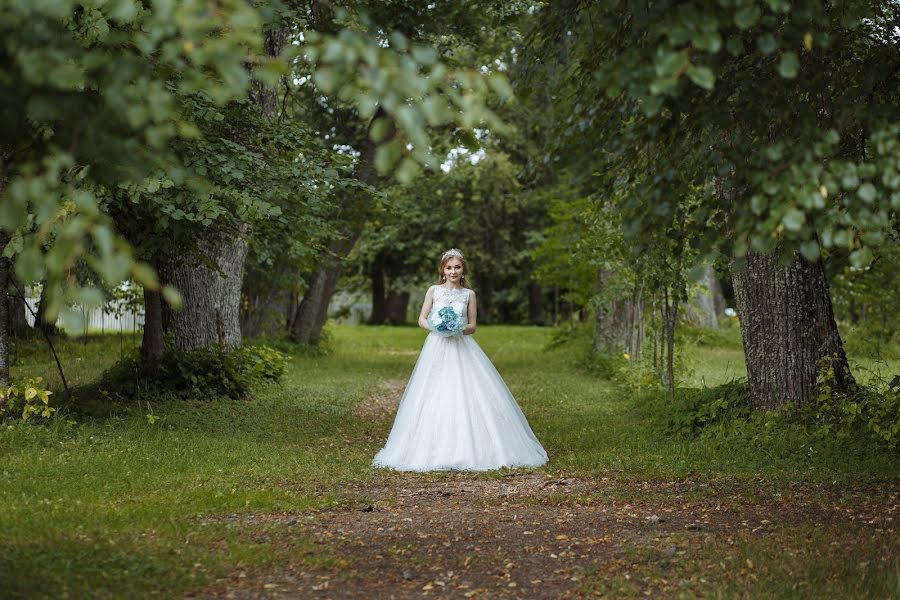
[1,324,898,598]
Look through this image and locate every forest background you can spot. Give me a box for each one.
[0,1,898,597]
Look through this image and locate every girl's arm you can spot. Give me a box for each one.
[417,286,435,330]
[463,290,477,335]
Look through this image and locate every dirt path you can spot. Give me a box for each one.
[188,381,898,599]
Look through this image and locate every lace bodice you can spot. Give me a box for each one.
[432,285,470,317]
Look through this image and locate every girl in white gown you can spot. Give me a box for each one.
[372,249,548,472]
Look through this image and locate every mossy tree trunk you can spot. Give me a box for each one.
[732,249,855,410]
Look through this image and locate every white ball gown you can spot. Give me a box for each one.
[372,285,548,472]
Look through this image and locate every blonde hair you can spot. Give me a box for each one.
[437,249,471,289]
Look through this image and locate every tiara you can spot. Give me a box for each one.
[442,248,463,259]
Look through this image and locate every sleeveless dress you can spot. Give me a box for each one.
[372,285,548,472]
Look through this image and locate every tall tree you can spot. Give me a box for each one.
[522,0,899,408]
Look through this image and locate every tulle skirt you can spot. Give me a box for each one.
[372,332,548,472]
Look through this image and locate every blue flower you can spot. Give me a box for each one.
[428,307,466,337]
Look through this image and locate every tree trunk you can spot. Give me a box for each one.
[162,227,250,352]
[289,116,381,344]
[140,287,165,360]
[368,253,388,325]
[7,272,29,337]
[592,269,632,354]
[34,284,58,335]
[0,230,9,389]
[241,263,297,338]
[290,252,347,344]
[732,249,855,410]
[662,287,679,402]
[475,272,494,324]
[528,280,545,325]
[385,290,410,324]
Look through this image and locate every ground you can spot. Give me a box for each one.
[1,325,897,598]
[188,376,897,599]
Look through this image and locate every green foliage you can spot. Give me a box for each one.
[798,375,900,448]
[301,10,513,179]
[655,376,899,450]
[660,380,754,438]
[349,149,550,323]
[523,1,900,266]
[99,344,286,402]
[1,377,56,423]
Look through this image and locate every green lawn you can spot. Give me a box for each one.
[1,325,897,598]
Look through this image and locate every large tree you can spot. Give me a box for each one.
[522,0,899,408]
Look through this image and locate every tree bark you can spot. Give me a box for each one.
[528,280,545,325]
[385,291,410,324]
[592,269,632,354]
[162,226,250,352]
[732,249,855,410]
[368,253,388,325]
[34,283,58,335]
[475,272,494,324]
[0,230,10,389]
[241,262,298,338]
[140,287,165,360]
[290,236,357,344]
[7,272,29,337]
[289,117,381,344]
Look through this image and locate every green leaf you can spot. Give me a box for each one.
[778,52,799,78]
[375,141,403,175]
[757,33,776,55]
[132,262,159,288]
[107,0,139,23]
[782,208,805,231]
[849,247,873,268]
[726,35,744,56]
[735,5,762,30]
[686,66,715,90]
[312,68,337,93]
[389,31,408,51]
[799,240,820,261]
[692,31,722,53]
[857,183,876,203]
[369,118,393,143]
[655,49,689,78]
[487,74,514,99]
[411,45,438,66]
[14,247,45,282]
[395,158,421,184]
[650,76,678,95]
[161,285,183,310]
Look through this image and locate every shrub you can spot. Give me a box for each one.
[1,377,56,423]
[653,375,899,450]
[789,378,900,449]
[99,344,287,402]
[660,380,754,438]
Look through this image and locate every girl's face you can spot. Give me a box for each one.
[443,258,464,284]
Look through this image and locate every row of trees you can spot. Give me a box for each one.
[517,0,899,409]
[0,1,513,384]
[2,1,897,416]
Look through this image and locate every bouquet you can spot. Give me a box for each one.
[428,306,466,337]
